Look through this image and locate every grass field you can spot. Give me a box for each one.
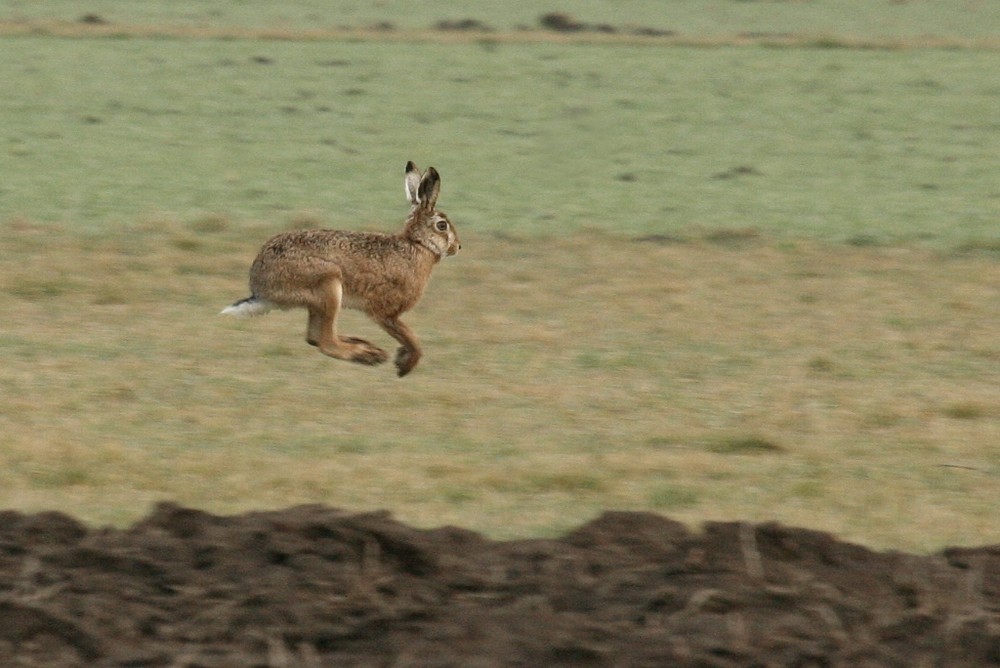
[3,35,998,245]
[4,0,1000,40]
[1,2,999,552]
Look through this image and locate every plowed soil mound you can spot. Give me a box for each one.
[1,504,999,667]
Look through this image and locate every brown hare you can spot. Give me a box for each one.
[222,161,460,377]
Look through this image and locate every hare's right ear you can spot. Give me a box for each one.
[417,167,441,211]
[404,161,422,206]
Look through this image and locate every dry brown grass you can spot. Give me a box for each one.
[1,221,999,550]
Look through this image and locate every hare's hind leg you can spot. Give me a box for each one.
[312,276,388,366]
[376,316,422,377]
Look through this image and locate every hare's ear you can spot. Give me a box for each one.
[417,167,441,211]
[404,161,422,206]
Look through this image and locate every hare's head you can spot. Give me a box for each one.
[404,161,460,259]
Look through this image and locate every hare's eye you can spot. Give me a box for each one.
[435,220,448,232]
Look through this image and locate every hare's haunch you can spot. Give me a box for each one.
[222,162,460,377]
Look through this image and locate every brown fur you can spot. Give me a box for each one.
[224,162,460,377]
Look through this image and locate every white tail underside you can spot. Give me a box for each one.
[220,297,274,318]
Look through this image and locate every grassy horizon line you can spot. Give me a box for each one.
[2,20,1000,51]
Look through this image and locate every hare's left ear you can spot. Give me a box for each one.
[417,167,441,211]
[404,161,422,206]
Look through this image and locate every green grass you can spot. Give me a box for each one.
[1,4,999,551]
[1,36,998,247]
[4,0,1000,39]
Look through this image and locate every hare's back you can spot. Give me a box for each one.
[249,229,400,294]
[254,229,392,265]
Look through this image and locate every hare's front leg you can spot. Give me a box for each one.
[376,316,422,377]
[311,277,388,366]
[306,310,323,348]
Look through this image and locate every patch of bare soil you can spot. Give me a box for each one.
[1,503,999,666]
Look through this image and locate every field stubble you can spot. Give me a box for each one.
[1,221,998,552]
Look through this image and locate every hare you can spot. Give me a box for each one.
[222,161,460,377]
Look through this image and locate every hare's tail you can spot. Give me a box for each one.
[221,296,274,318]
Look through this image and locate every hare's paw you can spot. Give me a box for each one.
[351,341,389,366]
[394,346,422,377]
[340,336,370,346]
